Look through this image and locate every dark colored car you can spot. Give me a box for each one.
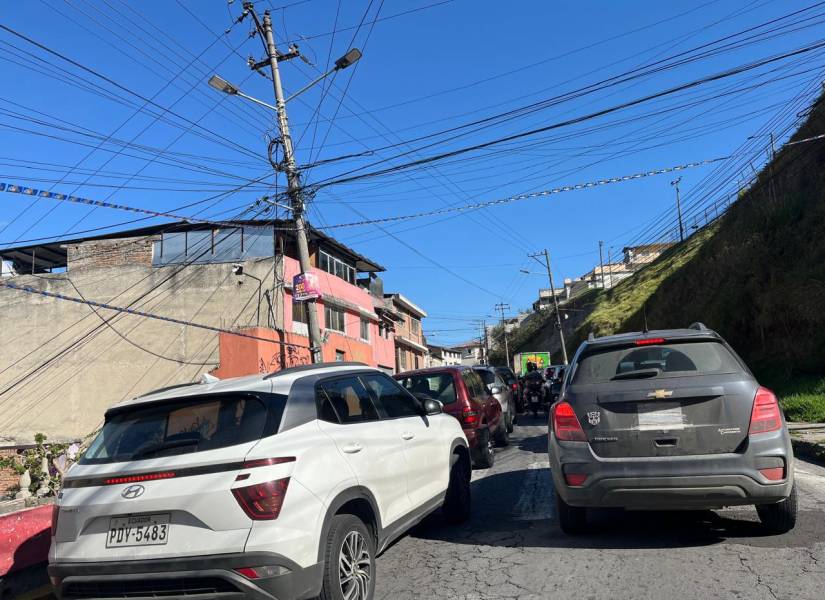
[494,366,522,412]
[396,366,506,468]
[548,324,796,535]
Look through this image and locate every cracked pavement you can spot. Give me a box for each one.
[374,416,825,600]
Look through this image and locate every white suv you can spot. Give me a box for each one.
[49,363,471,600]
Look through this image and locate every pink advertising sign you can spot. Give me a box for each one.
[293,272,321,301]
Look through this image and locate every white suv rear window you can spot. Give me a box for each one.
[81,394,273,464]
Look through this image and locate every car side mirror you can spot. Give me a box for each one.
[421,398,443,416]
[412,392,441,415]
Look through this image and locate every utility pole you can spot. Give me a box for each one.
[598,241,606,289]
[606,246,613,289]
[494,303,511,368]
[246,4,323,363]
[671,176,685,242]
[482,320,489,365]
[530,250,568,364]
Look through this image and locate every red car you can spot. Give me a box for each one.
[395,366,507,468]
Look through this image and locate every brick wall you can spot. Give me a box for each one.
[0,449,19,497]
[67,236,155,270]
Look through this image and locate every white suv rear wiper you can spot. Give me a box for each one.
[132,438,200,460]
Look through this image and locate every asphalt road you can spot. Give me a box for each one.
[375,415,825,600]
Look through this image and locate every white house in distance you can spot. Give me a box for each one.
[426,344,461,367]
[451,340,487,366]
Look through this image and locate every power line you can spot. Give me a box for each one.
[0,282,306,350]
[0,23,264,161]
[0,176,275,233]
[313,157,728,230]
[283,0,455,45]
[311,38,825,189]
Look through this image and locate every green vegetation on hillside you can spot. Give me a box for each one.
[573,225,718,345]
[488,309,554,366]
[768,375,825,423]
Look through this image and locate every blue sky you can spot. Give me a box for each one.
[2,0,824,345]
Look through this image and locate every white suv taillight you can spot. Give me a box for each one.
[748,387,782,435]
[232,477,290,520]
[553,402,587,442]
[51,504,59,536]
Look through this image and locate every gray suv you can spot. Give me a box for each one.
[548,324,796,535]
[473,367,515,434]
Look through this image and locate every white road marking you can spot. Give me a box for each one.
[511,460,554,521]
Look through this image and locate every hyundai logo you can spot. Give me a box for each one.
[121,484,145,499]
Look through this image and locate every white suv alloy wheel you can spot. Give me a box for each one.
[339,530,371,600]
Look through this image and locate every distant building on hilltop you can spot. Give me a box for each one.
[623,243,674,267]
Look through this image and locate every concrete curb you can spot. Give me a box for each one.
[791,437,825,465]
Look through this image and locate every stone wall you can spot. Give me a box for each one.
[0,450,18,497]
[66,236,154,271]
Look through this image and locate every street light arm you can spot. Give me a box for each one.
[285,68,336,103]
[236,90,280,112]
[285,48,361,103]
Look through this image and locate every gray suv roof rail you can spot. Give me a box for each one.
[263,361,368,380]
[689,322,709,331]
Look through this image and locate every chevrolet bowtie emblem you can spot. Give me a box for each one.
[647,389,674,399]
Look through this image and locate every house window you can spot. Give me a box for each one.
[398,348,407,371]
[335,350,346,362]
[319,249,356,284]
[293,301,308,324]
[410,316,420,335]
[414,354,420,369]
[360,318,370,341]
[324,305,345,333]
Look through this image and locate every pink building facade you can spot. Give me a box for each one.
[281,256,397,373]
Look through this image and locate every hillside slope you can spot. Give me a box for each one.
[506,95,825,419]
[581,98,825,367]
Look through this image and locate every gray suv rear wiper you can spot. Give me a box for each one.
[612,368,661,381]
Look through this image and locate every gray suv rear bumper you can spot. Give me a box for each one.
[548,428,794,509]
[48,552,323,600]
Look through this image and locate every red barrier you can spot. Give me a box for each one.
[0,505,52,576]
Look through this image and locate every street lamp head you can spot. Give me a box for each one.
[208,74,239,95]
[335,48,362,70]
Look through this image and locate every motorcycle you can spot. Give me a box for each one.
[524,379,545,417]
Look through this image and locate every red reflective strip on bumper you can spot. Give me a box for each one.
[104,472,176,485]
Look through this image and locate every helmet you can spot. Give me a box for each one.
[526,361,536,372]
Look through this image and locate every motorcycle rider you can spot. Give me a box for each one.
[522,361,546,416]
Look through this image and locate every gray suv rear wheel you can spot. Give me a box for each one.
[756,481,798,534]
